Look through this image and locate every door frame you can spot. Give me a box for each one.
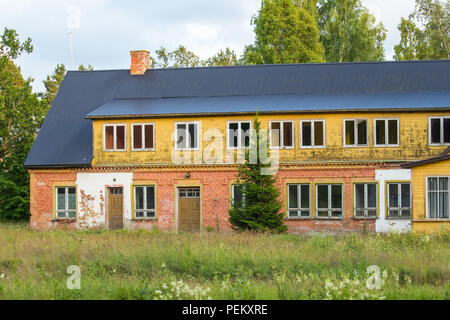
[175,185,202,233]
[106,185,124,230]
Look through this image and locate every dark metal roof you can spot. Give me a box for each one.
[25,60,450,168]
[402,147,450,168]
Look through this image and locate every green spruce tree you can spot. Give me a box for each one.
[229,114,287,233]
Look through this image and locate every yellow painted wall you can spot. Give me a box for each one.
[91,112,450,166]
[410,159,450,233]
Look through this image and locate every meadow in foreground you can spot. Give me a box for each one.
[0,223,448,300]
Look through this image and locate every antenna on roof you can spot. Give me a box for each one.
[60,32,74,70]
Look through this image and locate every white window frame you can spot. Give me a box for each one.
[174,121,201,151]
[227,121,252,149]
[343,119,369,147]
[387,182,411,218]
[269,120,295,149]
[287,183,311,218]
[134,185,156,219]
[299,120,326,149]
[428,116,450,146]
[373,118,400,147]
[353,183,378,218]
[131,123,155,151]
[55,187,77,219]
[103,124,127,152]
[426,176,450,219]
[315,184,344,219]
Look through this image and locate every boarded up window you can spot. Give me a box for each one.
[145,125,154,149]
[105,126,114,150]
[133,125,143,149]
[133,124,154,150]
[104,125,126,151]
[116,126,125,150]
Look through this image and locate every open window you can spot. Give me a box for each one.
[344,119,368,147]
[228,122,251,149]
[300,120,325,148]
[104,124,126,151]
[316,184,343,218]
[387,183,411,218]
[132,124,154,151]
[134,185,156,219]
[176,122,200,150]
[375,119,399,146]
[270,121,294,148]
[429,117,450,145]
[287,184,310,218]
[354,183,378,218]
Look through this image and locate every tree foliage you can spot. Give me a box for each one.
[42,63,66,105]
[244,0,325,64]
[394,0,449,60]
[229,115,287,233]
[317,0,386,62]
[205,48,238,66]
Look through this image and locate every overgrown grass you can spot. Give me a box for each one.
[0,223,448,300]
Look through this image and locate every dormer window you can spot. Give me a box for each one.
[104,124,126,151]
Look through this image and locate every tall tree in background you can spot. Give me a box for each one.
[244,0,324,64]
[394,0,449,60]
[205,48,238,66]
[0,28,49,220]
[42,63,66,105]
[317,0,386,62]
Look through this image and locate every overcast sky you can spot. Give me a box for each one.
[0,0,416,92]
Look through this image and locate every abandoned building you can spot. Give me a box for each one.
[24,51,450,233]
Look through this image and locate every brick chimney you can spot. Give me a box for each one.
[130,50,150,75]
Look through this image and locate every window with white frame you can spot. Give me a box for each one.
[375,119,399,146]
[231,184,244,208]
[387,183,411,218]
[134,185,156,219]
[132,123,154,150]
[270,121,294,148]
[104,124,126,151]
[287,184,310,218]
[427,177,449,219]
[56,187,76,219]
[344,119,368,147]
[316,184,343,218]
[300,120,325,148]
[429,117,450,145]
[354,183,378,218]
[228,122,251,149]
[176,122,199,150]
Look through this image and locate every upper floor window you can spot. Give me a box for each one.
[270,121,294,149]
[134,185,156,219]
[300,120,325,148]
[228,121,251,149]
[287,184,310,218]
[429,117,450,145]
[344,119,368,147]
[354,183,378,218]
[176,122,200,150]
[56,187,76,219]
[387,183,411,218]
[316,184,343,219]
[427,177,449,219]
[374,119,399,147]
[132,124,154,151]
[104,124,126,151]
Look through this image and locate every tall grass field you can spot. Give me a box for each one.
[0,223,448,300]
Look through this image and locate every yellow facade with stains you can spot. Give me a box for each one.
[410,159,450,233]
[91,111,449,166]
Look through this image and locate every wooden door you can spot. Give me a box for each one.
[108,187,123,230]
[178,187,201,232]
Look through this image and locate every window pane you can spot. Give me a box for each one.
[146,187,155,210]
[146,211,156,218]
[116,126,125,149]
[317,210,329,217]
[331,185,342,209]
[68,211,76,218]
[133,125,142,149]
[135,187,144,210]
[288,211,298,218]
[57,188,65,210]
[388,184,399,208]
[428,178,438,191]
[345,121,355,145]
[302,122,312,146]
[57,211,66,218]
[331,211,342,218]
[177,124,186,149]
[241,122,250,147]
[188,124,197,149]
[288,185,298,209]
[389,210,399,217]
[355,184,365,209]
[145,125,154,149]
[401,184,410,207]
[428,191,438,218]
[317,185,329,209]
[300,210,310,217]
[136,212,144,218]
[367,184,377,208]
[233,185,243,207]
[439,191,449,218]
[105,126,114,149]
[357,120,367,145]
[401,209,411,217]
[283,122,293,147]
[388,120,398,145]
[444,119,450,143]
[375,120,385,145]
[439,177,449,190]
[271,122,280,147]
[431,119,441,143]
[314,121,324,146]
[68,188,76,210]
[229,123,238,147]
[301,185,310,209]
